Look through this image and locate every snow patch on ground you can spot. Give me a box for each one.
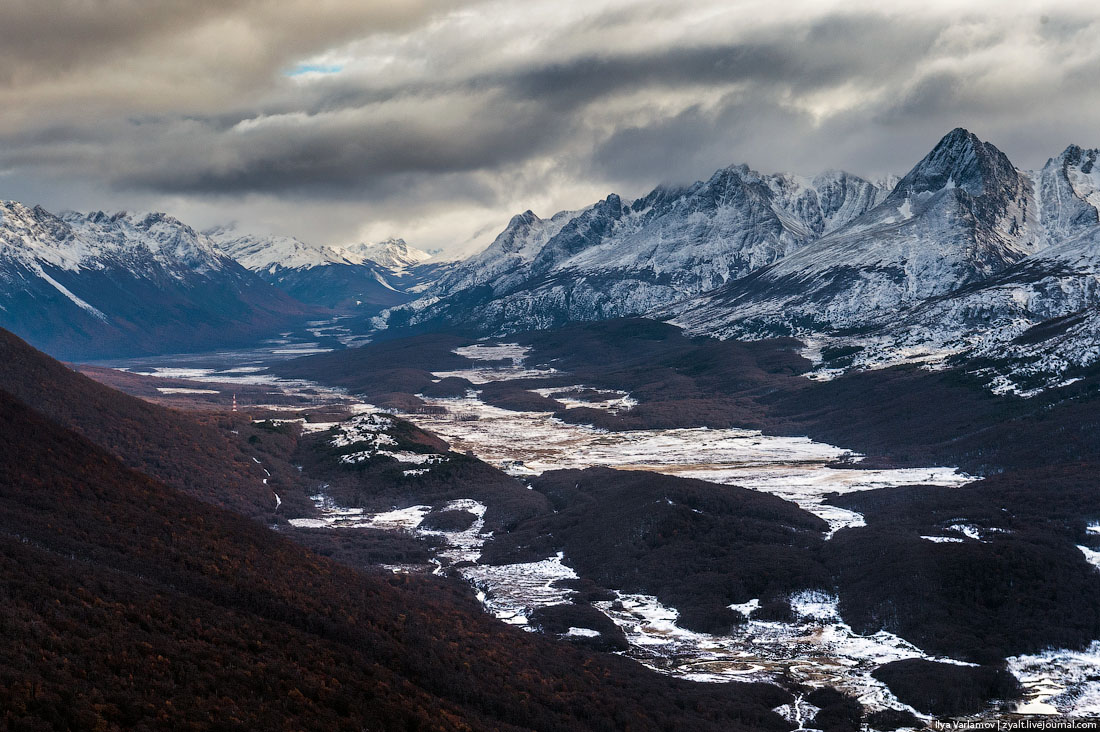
[921,535,965,543]
[288,497,431,531]
[1009,642,1100,716]
[418,499,487,566]
[531,385,638,413]
[593,590,957,717]
[329,413,395,448]
[728,599,761,618]
[463,553,577,626]
[155,387,220,394]
[340,450,445,466]
[435,343,560,383]
[564,627,601,638]
[412,390,973,536]
[1078,545,1100,568]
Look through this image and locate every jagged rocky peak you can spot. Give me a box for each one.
[60,209,231,274]
[528,193,627,274]
[2,200,73,238]
[883,128,1040,263]
[891,127,1021,200]
[1062,143,1099,169]
[1037,144,1100,233]
[472,209,569,265]
[504,209,542,236]
[766,169,888,238]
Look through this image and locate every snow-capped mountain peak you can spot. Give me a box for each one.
[207,226,356,273]
[340,237,431,271]
[889,127,1015,199]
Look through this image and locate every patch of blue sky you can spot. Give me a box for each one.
[285,64,344,77]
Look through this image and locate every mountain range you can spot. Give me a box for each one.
[0,204,437,360]
[208,226,439,312]
[380,128,1100,395]
[4,126,1100,395]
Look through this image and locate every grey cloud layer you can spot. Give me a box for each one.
[2,1,1099,251]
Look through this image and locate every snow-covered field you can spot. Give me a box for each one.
[413,347,972,536]
[1008,644,1100,716]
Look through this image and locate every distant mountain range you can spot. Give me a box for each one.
[207,226,440,311]
[0,204,439,359]
[381,128,1100,395]
[0,204,314,360]
[6,126,1100,389]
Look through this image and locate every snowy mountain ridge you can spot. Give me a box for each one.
[207,225,439,311]
[385,161,893,334]
[0,201,309,359]
[0,203,234,277]
[208,226,431,274]
[376,128,1100,395]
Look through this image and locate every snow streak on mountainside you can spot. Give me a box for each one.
[209,227,440,311]
[0,203,309,360]
[384,166,890,334]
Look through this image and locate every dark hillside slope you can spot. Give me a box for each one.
[0,388,790,731]
[0,328,288,518]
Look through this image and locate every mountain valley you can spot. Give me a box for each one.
[6,126,1100,728]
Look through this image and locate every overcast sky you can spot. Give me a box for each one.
[2,0,1098,256]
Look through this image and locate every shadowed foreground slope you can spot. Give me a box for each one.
[0,376,790,730]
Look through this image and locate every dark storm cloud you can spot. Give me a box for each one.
[31,12,943,197]
[2,1,1100,251]
[117,102,571,195]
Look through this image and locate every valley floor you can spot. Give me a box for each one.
[88,323,1100,726]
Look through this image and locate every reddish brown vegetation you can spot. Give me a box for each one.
[0,386,792,731]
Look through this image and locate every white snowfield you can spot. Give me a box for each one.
[596,590,971,719]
